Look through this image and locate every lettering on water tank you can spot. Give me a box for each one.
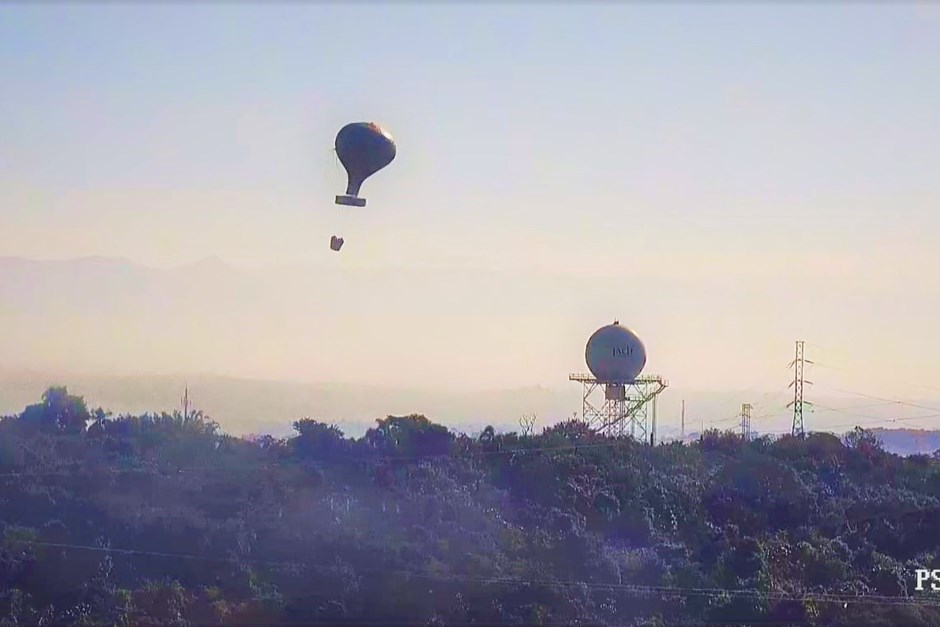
[612,347,634,357]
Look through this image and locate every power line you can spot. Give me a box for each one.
[704,386,791,431]
[748,388,793,425]
[813,401,901,414]
[11,539,940,609]
[814,382,940,416]
[807,342,940,395]
[811,404,940,432]
[777,347,940,432]
[740,358,896,434]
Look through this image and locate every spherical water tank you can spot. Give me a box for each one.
[585,320,647,383]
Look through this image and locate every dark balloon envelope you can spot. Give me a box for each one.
[334,122,396,207]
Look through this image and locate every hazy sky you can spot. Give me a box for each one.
[2,4,940,430]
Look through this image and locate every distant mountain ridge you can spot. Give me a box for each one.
[866,428,940,457]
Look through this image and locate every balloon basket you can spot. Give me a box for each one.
[335,195,366,207]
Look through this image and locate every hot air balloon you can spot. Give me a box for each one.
[330,235,344,251]
[334,122,396,207]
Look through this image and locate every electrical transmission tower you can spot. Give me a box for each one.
[787,340,813,438]
[740,403,752,440]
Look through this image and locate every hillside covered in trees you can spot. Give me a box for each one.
[3,387,940,626]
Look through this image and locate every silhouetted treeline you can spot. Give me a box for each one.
[2,386,940,626]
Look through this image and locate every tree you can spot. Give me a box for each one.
[17,386,91,434]
[291,419,349,461]
[364,414,453,458]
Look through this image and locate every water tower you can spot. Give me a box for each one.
[569,320,668,442]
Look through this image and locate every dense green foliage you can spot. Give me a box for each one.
[3,387,940,625]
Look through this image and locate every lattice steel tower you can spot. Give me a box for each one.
[569,373,668,442]
[740,403,752,440]
[787,340,813,438]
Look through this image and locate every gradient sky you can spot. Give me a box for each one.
[2,4,940,430]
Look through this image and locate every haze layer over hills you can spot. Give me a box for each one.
[2,256,939,441]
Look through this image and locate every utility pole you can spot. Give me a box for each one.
[681,399,686,441]
[740,403,752,440]
[787,340,813,438]
[650,393,658,446]
[182,383,190,421]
